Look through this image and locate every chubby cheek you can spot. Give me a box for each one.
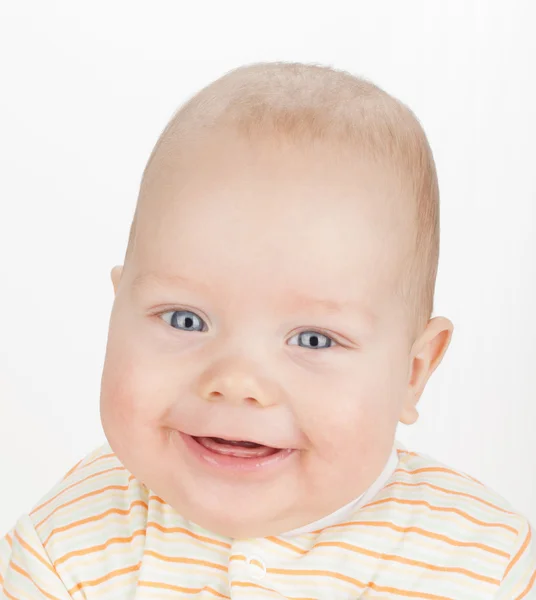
[306,400,386,461]
[299,362,404,468]
[300,396,399,497]
[100,357,138,456]
[99,329,169,452]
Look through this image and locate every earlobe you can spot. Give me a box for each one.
[399,405,419,426]
[111,265,123,295]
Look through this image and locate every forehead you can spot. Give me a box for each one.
[138,131,408,245]
[131,132,410,313]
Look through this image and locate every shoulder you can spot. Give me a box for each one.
[1,443,153,597]
[29,440,139,516]
[28,440,150,538]
[29,441,151,581]
[390,441,525,529]
[325,443,535,598]
[366,442,533,586]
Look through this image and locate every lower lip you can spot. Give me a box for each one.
[176,431,296,472]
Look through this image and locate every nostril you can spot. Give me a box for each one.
[205,393,263,405]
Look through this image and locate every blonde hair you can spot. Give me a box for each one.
[126,61,440,343]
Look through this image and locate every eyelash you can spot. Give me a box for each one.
[156,308,340,350]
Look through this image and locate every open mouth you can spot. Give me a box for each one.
[192,436,282,458]
[175,431,295,472]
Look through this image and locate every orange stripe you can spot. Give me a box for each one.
[14,531,56,575]
[61,458,83,482]
[42,500,148,546]
[31,466,127,518]
[465,473,484,485]
[2,587,18,600]
[138,581,229,598]
[516,567,536,599]
[9,560,62,600]
[230,554,248,562]
[52,519,230,565]
[53,529,146,566]
[504,527,532,578]
[232,580,288,594]
[395,465,483,485]
[60,451,117,484]
[237,566,455,600]
[83,452,117,467]
[367,580,458,599]
[362,497,518,533]
[385,480,515,516]
[396,449,418,456]
[147,521,231,549]
[311,541,499,584]
[143,549,227,571]
[68,562,141,595]
[249,558,264,569]
[266,536,307,554]
[313,520,509,557]
[35,484,142,529]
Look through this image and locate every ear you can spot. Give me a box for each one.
[111,265,123,296]
[399,316,454,425]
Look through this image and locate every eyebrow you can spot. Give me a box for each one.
[131,272,377,325]
[133,272,210,294]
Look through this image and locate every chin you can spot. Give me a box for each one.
[177,494,286,539]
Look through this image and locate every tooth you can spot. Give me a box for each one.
[213,438,262,448]
[234,441,261,448]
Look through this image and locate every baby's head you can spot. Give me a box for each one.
[100,62,453,538]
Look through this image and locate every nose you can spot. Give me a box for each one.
[197,359,281,408]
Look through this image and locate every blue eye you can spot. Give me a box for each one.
[159,310,337,350]
[161,310,206,332]
[288,331,335,349]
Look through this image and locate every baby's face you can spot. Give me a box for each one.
[100,131,419,538]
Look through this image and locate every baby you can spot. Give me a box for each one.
[1,61,535,599]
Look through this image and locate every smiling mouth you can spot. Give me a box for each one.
[192,436,282,458]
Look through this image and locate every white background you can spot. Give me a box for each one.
[0,0,535,536]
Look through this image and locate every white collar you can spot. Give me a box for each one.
[281,445,399,536]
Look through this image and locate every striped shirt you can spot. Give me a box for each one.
[1,440,535,599]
